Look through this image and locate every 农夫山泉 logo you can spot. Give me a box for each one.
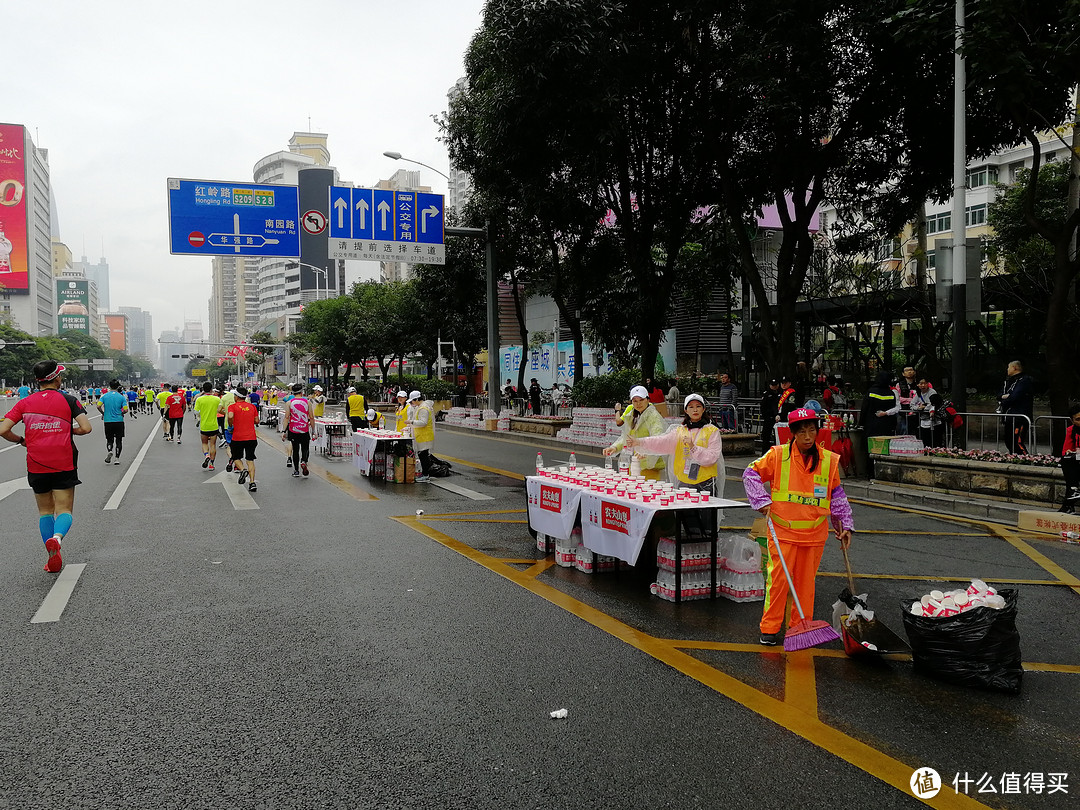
[540,485,562,512]
[601,502,630,534]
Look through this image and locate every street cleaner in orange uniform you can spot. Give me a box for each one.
[742,408,854,646]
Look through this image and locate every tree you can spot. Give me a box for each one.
[292,295,358,390]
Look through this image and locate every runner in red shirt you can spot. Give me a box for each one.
[0,361,92,573]
[226,386,259,492]
[166,385,187,444]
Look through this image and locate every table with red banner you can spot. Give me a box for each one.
[525,468,749,603]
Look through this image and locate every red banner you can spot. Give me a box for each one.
[600,501,630,535]
[540,485,562,513]
[0,123,29,293]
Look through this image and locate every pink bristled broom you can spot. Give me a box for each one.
[767,517,841,652]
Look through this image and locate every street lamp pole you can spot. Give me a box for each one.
[382,151,450,181]
[284,260,329,301]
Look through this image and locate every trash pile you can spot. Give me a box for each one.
[908,579,1007,617]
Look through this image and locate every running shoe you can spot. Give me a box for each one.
[44,537,62,573]
[248,481,257,492]
[202,455,210,468]
[113,456,121,465]
[176,438,181,445]
[105,452,112,464]
[238,469,248,485]
[415,475,431,483]
[292,470,300,477]
[226,461,233,473]
[208,462,215,471]
[286,458,292,468]
[301,462,309,477]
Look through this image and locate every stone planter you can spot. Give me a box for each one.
[509,417,573,437]
[871,453,1065,504]
[719,433,759,456]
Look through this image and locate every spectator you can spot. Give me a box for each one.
[644,377,667,417]
[896,366,919,434]
[794,361,812,405]
[821,375,846,413]
[1057,403,1080,513]
[861,371,900,438]
[528,378,542,415]
[910,378,945,449]
[998,360,1033,455]
[776,376,799,425]
[759,378,780,449]
[666,379,681,404]
[715,372,739,430]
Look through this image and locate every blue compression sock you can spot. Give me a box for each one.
[53,512,73,539]
[39,515,55,543]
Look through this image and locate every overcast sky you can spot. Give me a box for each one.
[6,0,485,342]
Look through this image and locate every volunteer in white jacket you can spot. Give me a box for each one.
[406,390,435,482]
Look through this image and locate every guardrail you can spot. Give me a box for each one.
[944,411,1033,454]
[1034,415,1069,457]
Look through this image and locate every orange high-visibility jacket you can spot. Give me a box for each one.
[748,442,840,546]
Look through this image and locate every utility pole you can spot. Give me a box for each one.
[950,0,968,412]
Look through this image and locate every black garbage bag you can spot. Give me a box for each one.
[900,589,1022,694]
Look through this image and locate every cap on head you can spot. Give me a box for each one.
[629,385,649,400]
[768,378,779,386]
[397,390,408,399]
[683,393,706,408]
[366,409,376,420]
[788,408,819,427]
[313,385,323,391]
[347,386,356,393]
[409,390,421,401]
[34,360,65,382]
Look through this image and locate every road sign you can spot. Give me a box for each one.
[301,210,326,235]
[327,185,445,265]
[167,178,300,258]
[192,368,207,377]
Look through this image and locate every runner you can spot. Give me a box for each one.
[125,385,139,419]
[218,386,237,458]
[144,385,156,415]
[0,360,92,573]
[156,384,171,440]
[96,379,128,464]
[226,385,259,492]
[166,384,187,444]
[193,381,222,470]
[281,382,314,477]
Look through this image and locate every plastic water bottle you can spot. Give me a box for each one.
[1062,530,1079,541]
[536,452,543,474]
[630,453,641,478]
[619,448,631,475]
[568,452,577,470]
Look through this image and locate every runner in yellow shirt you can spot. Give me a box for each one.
[156,385,171,440]
[193,381,223,471]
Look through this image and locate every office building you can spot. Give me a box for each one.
[0,123,54,335]
[447,78,474,214]
[73,254,110,311]
[209,256,260,345]
[102,312,128,351]
[118,305,154,361]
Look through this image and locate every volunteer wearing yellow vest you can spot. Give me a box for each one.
[405,390,435,482]
[366,409,384,430]
[743,408,854,646]
[311,385,326,418]
[394,391,409,432]
[628,394,724,493]
[346,386,367,431]
[604,385,667,480]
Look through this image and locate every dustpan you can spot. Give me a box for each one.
[839,546,910,657]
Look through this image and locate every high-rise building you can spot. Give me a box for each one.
[118,305,154,361]
[72,254,110,311]
[209,256,260,345]
[447,78,475,215]
[0,123,54,335]
[102,312,128,352]
[158,328,181,377]
[376,170,432,283]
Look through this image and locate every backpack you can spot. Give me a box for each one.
[831,388,848,409]
[941,401,963,428]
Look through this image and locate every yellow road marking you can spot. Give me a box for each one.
[494,558,542,565]
[420,517,529,524]
[785,651,819,716]
[987,525,1080,598]
[437,455,525,481]
[394,514,995,809]
[259,434,378,500]
[817,572,1064,586]
[416,509,527,518]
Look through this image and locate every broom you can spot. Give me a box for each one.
[767,517,841,651]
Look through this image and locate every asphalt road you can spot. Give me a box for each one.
[0,408,1076,809]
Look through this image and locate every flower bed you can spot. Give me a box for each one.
[872,451,1065,504]
[923,447,1059,468]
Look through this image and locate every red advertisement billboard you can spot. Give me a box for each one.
[0,123,29,294]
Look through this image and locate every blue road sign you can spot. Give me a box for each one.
[372,189,396,242]
[395,191,416,243]
[352,187,373,240]
[329,186,352,238]
[167,178,300,257]
[416,192,444,244]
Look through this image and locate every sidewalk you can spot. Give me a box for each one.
[439,423,1041,526]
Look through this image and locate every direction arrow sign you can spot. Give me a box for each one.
[353,187,373,240]
[0,477,31,502]
[168,178,300,258]
[329,186,352,238]
[204,470,259,510]
[416,192,444,244]
[373,189,395,242]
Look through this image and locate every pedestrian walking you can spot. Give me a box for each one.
[227,385,259,492]
[193,381,222,470]
[998,360,1033,455]
[96,379,128,464]
[406,390,435,482]
[282,382,314,477]
[742,408,854,646]
[0,361,92,573]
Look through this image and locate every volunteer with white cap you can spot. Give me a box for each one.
[406,390,435,482]
[346,385,367,432]
[366,408,384,430]
[604,385,667,480]
[627,393,725,496]
[394,391,409,432]
[311,385,327,418]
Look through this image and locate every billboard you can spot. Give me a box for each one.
[104,313,127,351]
[0,123,29,294]
[56,279,91,334]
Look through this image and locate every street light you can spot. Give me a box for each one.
[382,150,450,181]
[284,260,330,301]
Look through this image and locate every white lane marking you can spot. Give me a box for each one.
[0,442,22,454]
[204,470,259,510]
[31,563,87,623]
[0,477,30,500]
[428,479,495,501]
[102,421,159,510]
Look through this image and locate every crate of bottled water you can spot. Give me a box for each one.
[535,532,554,554]
[574,543,618,574]
[656,537,714,572]
[889,435,924,456]
[651,570,716,602]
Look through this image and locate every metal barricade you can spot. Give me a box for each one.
[707,403,739,431]
[949,411,1033,454]
[1034,415,1069,456]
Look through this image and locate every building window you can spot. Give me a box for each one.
[926,212,951,235]
[966,166,998,188]
[966,204,987,227]
[927,250,936,269]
